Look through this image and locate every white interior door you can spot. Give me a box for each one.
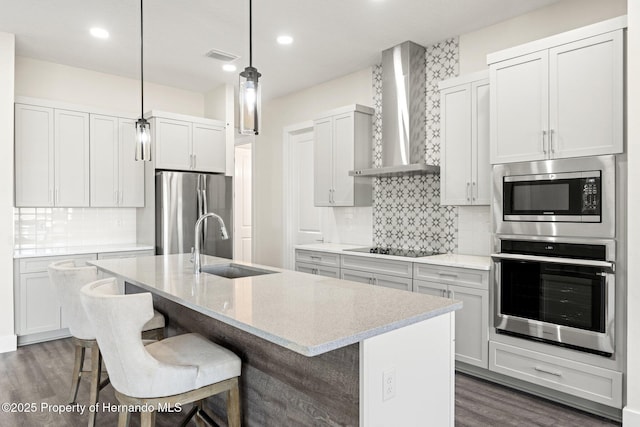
[234,143,253,262]
[292,129,323,245]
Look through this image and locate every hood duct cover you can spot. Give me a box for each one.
[350,41,439,177]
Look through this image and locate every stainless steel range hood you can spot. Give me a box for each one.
[350,41,439,177]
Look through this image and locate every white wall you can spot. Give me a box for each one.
[254,68,374,267]
[0,32,15,353]
[459,0,627,74]
[15,57,205,116]
[624,2,640,425]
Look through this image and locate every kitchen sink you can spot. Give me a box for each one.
[200,263,276,279]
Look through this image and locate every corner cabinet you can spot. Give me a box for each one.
[90,115,144,207]
[413,263,489,368]
[439,71,490,206]
[313,105,373,207]
[151,113,226,174]
[15,104,90,207]
[489,19,624,164]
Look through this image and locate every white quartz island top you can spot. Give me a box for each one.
[90,254,461,357]
[14,243,154,259]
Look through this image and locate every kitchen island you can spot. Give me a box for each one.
[90,254,461,426]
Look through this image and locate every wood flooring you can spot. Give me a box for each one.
[0,338,621,426]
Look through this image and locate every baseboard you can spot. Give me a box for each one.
[0,334,17,353]
[623,407,640,426]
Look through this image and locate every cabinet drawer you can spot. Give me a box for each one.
[489,341,622,408]
[295,250,340,267]
[19,253,97,273]
[98,250,155,259]
[296,262,340,279]
[341,255,412,278]
[413,263,487,289]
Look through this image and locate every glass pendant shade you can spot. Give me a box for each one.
[239,66,261,135]
[135,118,151,161]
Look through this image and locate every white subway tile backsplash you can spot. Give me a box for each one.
[14,207,137,250]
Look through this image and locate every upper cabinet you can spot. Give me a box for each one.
[439,71,490,206]
[15,103,90,207]
[313,104,373,207]
[90,115,144,207]
[15,98,145,208]
[152,113,226,174]
[488,17,625,164]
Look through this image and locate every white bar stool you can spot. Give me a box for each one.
[48,260,166,427]
[80,277,242,427]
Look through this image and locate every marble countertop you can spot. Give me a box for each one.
[90,254,461,357]
[295,243,491,270]
[14,244,155,259]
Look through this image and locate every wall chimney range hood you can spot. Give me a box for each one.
[350,41,439,177]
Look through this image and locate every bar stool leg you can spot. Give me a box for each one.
[69,341,86,404]
[227,378,241,427]
[87,343,102,427]
[117,409,130,427]
[140,409,156,427]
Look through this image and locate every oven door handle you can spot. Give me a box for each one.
[490,253,615,272]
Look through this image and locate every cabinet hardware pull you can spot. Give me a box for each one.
[441,290,447,298]
[55,188,59,204]
[466,182,471,201]
[448,290,454,299]
[310,256,321,260]
[114,190,117,205]
[542,130,547,154]
[49,189,54,204]
[472,182,477,202]
[193,154,197,168]
[550,129,555,154]
[534,366,562,377]
[438,272,458,278]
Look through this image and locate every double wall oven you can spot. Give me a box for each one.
[492,155,617,356]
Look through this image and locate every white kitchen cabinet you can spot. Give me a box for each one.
[153,114,226,173]
[413,263,489,368]
[15,249,153,345]
[15,104,90,207]
[294,249,341,278]
[295,261,340,278]
[90,115,144,207]
[340,255,413,291]
[489,21,624,164]
[342,268,412,291]
[313,105,373,207]
[439,71,490,205]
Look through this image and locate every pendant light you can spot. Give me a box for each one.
[239,0,261,135]
[135,0,151,161]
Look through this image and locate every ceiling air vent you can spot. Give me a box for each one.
[205,48,240,62]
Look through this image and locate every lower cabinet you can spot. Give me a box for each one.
[341,268,412,291]
[490,341,623,408]
[413,263,489,369]
[15,249,153,345]
[295,261,340,278]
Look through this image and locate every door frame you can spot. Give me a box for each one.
[234,133,255,262]
[282,120,314,270]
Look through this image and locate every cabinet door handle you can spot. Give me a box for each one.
[448,289,454,299]
[114,190,117,205]
[55,188,59,205]
[549,129,555,154]
[193,154,197,169]
[472,182,477,202]
[466,182,471,201]
[120,190,124,205]
[541,130,547,154]
[534,366,562,377]
[441,289,447,298]
[310,255,321,260]
[438,272,458,278]
[373,277,378,286]
[49,189,54,205]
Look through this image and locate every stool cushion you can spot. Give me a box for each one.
[145,333,241,392]
[143,310,166,331]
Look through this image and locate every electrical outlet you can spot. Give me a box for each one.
[382,369,396,401]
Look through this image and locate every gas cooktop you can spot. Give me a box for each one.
[344,247,441,258]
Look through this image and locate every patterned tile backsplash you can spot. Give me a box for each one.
[14,207,137,249]
[372,38,460,254]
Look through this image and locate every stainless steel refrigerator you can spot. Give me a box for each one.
[155,171,232,258]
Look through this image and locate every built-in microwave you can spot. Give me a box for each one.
[493,155,615,238]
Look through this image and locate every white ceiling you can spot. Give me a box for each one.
[0,0,559,100]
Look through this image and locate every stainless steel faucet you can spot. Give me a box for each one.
[193,212,229,273]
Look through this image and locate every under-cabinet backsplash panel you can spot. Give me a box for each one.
[14,207,137,249]
[372,38,459,253]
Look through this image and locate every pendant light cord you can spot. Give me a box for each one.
[140,0,144,117]
[249,0,252,68]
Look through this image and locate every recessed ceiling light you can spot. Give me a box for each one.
[277,35,293,45]
[223,64,237,72]
[90,27,109,39]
